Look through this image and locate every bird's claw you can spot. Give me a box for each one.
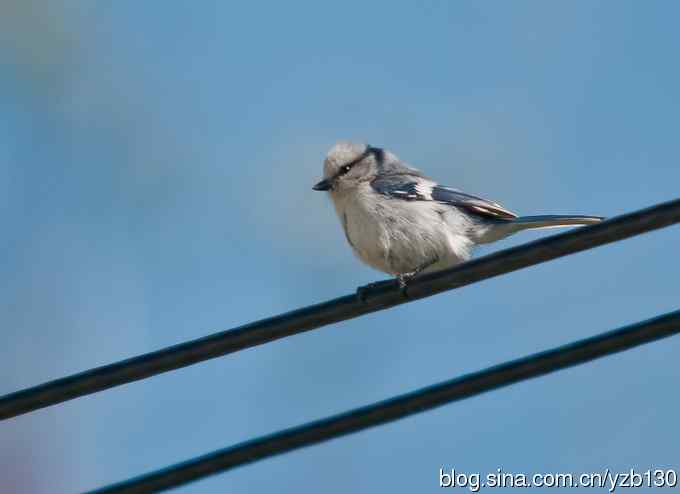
[397,272,416,298]
[356,269,424,302]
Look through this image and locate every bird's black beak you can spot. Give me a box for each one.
[312,178,332,191]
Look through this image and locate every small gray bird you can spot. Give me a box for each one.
[313,141,603,288]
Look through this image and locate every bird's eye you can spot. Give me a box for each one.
[340,164,352,175]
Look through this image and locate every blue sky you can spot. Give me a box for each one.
[1,1,678,492]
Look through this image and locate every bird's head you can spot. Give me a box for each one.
[313,141,382,194]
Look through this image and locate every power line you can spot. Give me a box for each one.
[1,199,679,421]
[86,309,680,494]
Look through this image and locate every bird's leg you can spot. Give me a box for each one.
[397,257,439,297]
[357,257,439,302]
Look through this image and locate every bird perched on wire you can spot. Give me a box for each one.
[313,141,603,290]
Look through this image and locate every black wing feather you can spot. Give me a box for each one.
[371,175,517,220]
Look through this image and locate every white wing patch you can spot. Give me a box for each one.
[414,183,434,200]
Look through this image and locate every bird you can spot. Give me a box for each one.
[313,141,603,290]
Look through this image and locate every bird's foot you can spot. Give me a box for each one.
[395,257,438,297]
[396,272,417,298]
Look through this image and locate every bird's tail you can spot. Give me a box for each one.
[510,214,604,231]
[475,214,604,244]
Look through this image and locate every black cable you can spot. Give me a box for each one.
[85,309,680,494]
[1,199,679,421]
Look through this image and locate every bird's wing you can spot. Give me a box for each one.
[370,175,517,220]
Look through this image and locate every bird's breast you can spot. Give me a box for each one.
[332,188,393,274]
